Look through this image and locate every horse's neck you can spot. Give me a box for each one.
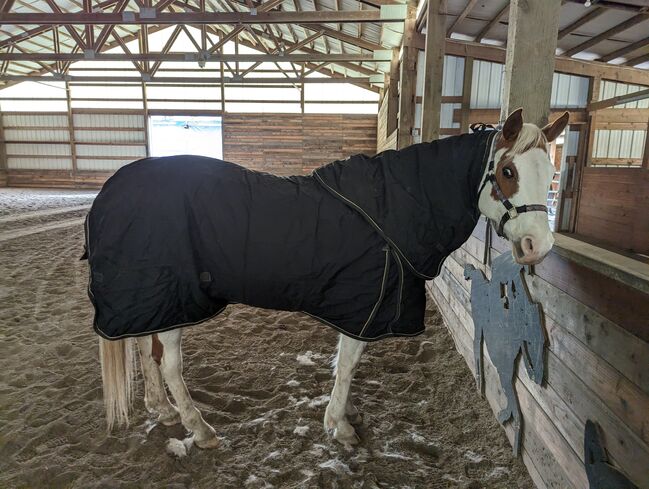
[415,131,495,199]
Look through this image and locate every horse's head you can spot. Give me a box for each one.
[478,109,569,265]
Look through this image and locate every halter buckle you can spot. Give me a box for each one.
[507,207,518,219]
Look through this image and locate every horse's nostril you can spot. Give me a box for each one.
[522,236,535,256]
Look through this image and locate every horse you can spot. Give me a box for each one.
[464,252,546,455]
[88,108,568,450]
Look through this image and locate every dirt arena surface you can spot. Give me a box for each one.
[0,189,534,489]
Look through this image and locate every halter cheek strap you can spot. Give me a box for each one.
[478,133,549,239]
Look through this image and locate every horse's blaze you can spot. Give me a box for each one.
[151,334,164,365]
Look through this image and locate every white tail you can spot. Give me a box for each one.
[99,337,136,431]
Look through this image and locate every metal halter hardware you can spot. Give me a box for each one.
[478,132,549,239]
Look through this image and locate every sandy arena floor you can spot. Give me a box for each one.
[0,188,534,489]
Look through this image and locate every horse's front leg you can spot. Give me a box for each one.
[157,329,219,449]
[324,334,366,448]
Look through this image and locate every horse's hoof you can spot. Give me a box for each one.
[325,415,360,448]
[333,424,360,449]
[194,435,219,449]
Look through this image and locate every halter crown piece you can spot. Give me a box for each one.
[475,127,549,239]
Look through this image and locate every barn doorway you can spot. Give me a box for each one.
[148,115,223,159]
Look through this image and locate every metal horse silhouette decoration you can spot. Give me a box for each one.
[584,420,638,489]
[464,253,546,455]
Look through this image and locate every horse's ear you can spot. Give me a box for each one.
[502,108,523,141]
[542,111,569,143]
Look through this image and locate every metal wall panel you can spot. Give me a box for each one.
[7,157,72,170]
[470,60,503,109]
[6,143,71,156]
[76,159,131,171]
[593,129,646,164]
[599,81,649,108]
[551,72,589,108]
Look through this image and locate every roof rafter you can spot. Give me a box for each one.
[598,36,649,63]
[562,14,649,57]
[474,0,508,43]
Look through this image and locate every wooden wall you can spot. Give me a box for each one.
[222,113,377,176]
[376,94,398,153]
[0,112,377,187]
[428,220,649,489]
[576,167,649,255]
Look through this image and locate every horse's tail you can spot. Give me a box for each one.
[99,337,136,431]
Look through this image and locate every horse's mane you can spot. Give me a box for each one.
[509,123,548,155]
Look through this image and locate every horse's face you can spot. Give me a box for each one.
[479,109,569,266]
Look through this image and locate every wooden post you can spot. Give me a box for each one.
[460,56,474,133]
[500,0,562,127]
[397,0,417,149]
[142,81,151,157]
[386,47,399,135]
[642,119,649,169]
[585,76,601,168]
[421,0,445,142]
[0,109,7,186]
[300,64,305,114]
[65,80,77,174]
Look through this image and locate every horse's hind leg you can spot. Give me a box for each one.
[135,335,180,426]
[324,334,366,448]
[156,329,219,449]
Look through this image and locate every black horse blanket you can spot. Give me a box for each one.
[85,130,494,341]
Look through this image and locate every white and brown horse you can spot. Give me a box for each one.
[99,109,568,450]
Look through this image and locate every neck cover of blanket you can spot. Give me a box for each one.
[85,130,494,342]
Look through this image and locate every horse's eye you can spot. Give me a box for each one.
[502,167,514,179]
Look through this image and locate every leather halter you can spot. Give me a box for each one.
[477,131,549,239]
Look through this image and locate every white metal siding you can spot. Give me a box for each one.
[593,129,646,163]
[471,60,503,109]
[599,81,649,108]
[76,159,134,171]
[7,157,72,170]
[72,113,145,128]
[551,73,589,108]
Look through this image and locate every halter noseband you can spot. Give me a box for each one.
[477,130,549,239]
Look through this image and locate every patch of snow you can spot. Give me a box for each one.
[488,466,510,479]
[264,450,283,460]
[318,458,352,476]
[296,351,317,366]
[365,380,381,386]
[286,380,300,387]
[165,438,187,458]
[441,474,463,483]
[464,450,484,463]
[308,394,330,408]
[244,475,274,488]
[379,451,412,461]
[410,432,427,444]
[293,425,310,437]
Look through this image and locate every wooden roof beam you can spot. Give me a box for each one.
[598,37,649,62]
[446,0,478,37]
[0,10,407,25]
[474,0,509,43]
[562,14,649,57]
[557,6,604,40]
[625,53,649,67]
[563,0,649,14]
